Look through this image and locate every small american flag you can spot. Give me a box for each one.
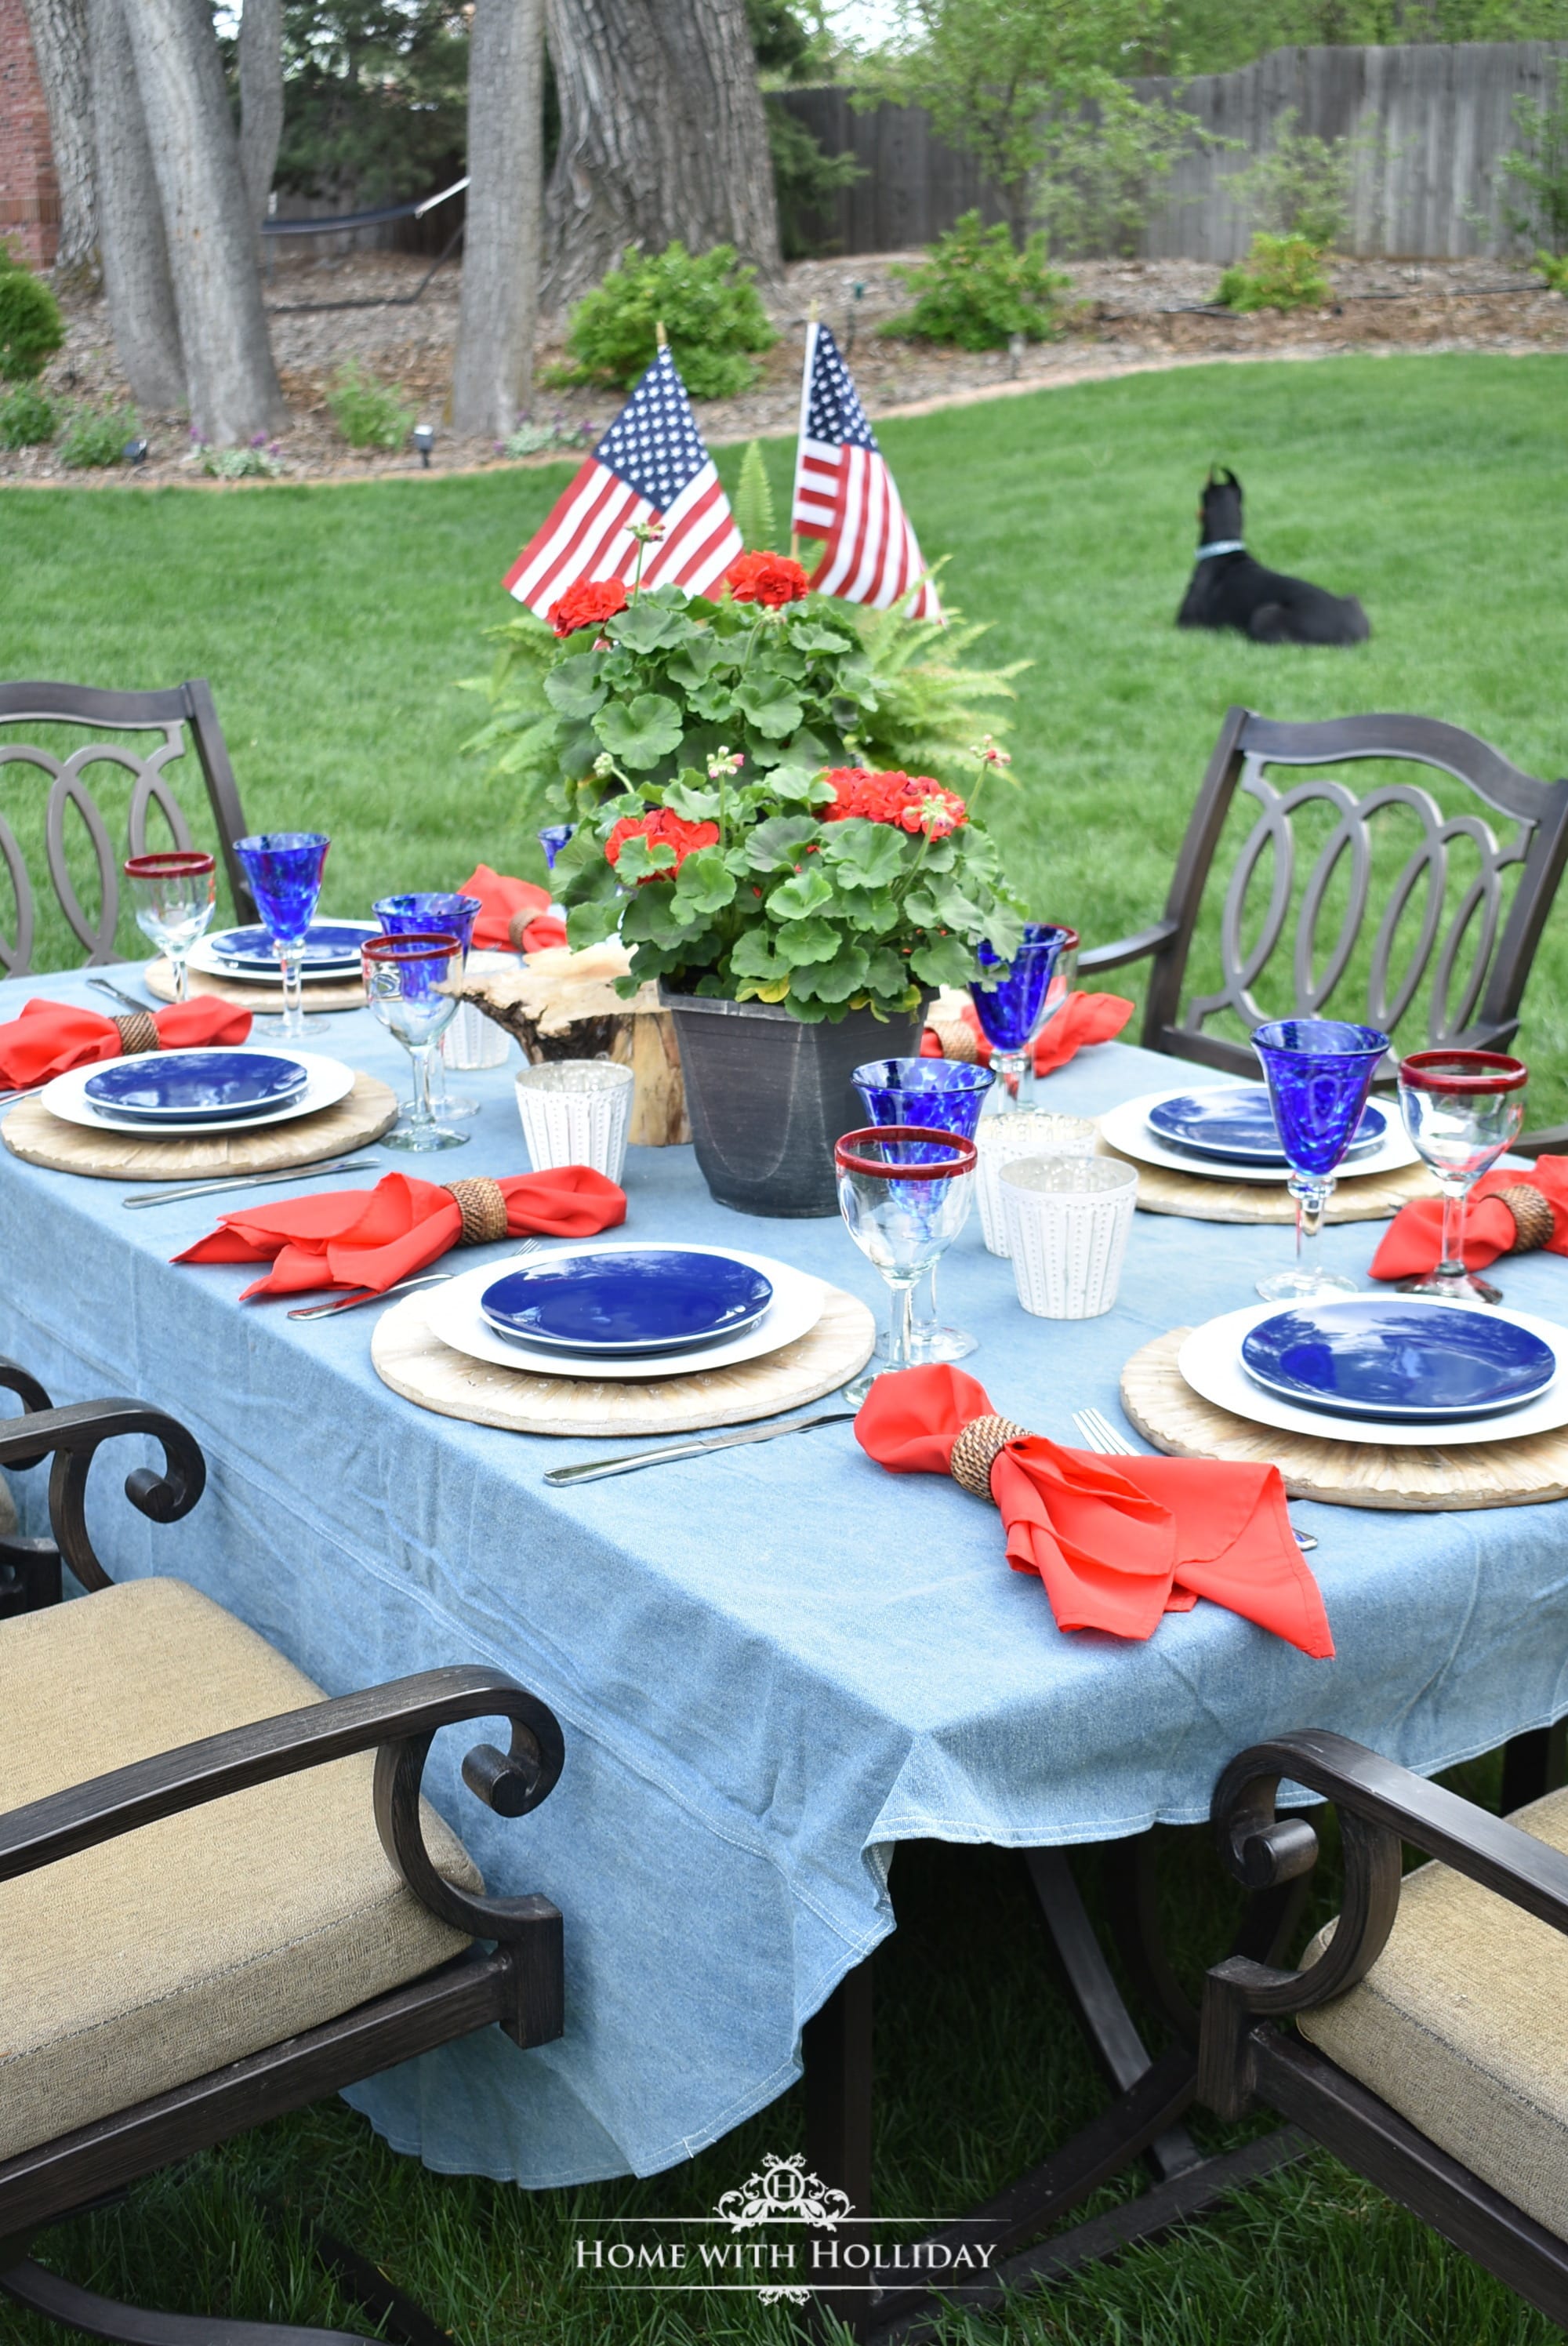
[503,347,742,617]
[791,322,940,620]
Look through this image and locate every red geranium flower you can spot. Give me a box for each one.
[548,577,630,639]
[605,807,720,883]
[822,767,968,834]
[724,552,810,608]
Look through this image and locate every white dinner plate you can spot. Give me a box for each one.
[41,1048,356,1137]
[1099,1088,1420,1186]
[187,933,370,986]
[1178,1297,1568,1446]
[426,1243,826,1382]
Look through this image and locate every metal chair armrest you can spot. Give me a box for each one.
[1079,920,1180,975]
[0,1395,205,1591]
[1511,1126,1568,1159]
[0,1663,565,1942]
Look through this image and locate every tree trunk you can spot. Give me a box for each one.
[542,0,779,314]
[130,0,284,445]
[23,0,98,287]
[88,0,186,410]
[237,0,284,231]
[452,0,545,438]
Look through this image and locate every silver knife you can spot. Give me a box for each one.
[87,975,154,1013]
[122,1154,383,1209]
[545,1409,857,1487]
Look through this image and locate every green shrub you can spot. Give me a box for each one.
[198,436,285,478]
[552,242,776,399]
[1214,232,1330,314]
[57,402,136,469]
[500,417,593,458]
[1228,108,1360,252]
[0,262,64,382]
[1537,247,1568,292]
[325,361,416,450]
[0,382,56,448]
[881,211,1068,352]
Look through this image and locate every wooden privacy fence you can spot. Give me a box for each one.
[776,42,1568,262]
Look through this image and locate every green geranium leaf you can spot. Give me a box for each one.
[793,942,869,1004]
[613,833,675,885]
[835,885,901,934]
[768,864,835,921]
[565,899,620,950]
[775,915,841,966]
[787,619,854,655]
[735,678,805,738]
[593,692,685,769]
[688,677,740,723]
[818,819,906,888]
[608,601,690,655]
[673,847,737,916]
[730,927,791,983]
[543,652,607,721]
[909,932,977,989]
[621,881,698,950]
[862,946,912,999]
[666,633,727,687]
[664,779,723,822]
[746,815,819,873]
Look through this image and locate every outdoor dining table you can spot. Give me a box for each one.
[6,959,1568,2285]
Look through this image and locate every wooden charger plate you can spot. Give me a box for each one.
[2,1072,397,1182]
[372,1280,876,1439]
[143,957,368,1014]
[1120,1327,1568,1511]
[1097,1135,1439,1226]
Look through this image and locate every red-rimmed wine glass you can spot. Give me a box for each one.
[361,932,469,1153]
[123,850,216,1001]
[834,1125,977,1405]
[1397,1049,1528,1303]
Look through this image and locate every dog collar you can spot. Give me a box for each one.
[1196,539,1245,560]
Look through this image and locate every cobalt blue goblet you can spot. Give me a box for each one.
[538,824,575,875]
[1252,1017,1390,1302]
[853,1055,994,1362]
[375,892,485,1118]
[970,924,1078,1110]
[234,831,329,1044]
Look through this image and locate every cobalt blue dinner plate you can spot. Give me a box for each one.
[1240,1298,1557,1422]
[1148,1087,1386,1166]
[481,1250,775,1356]
[209,921,376,970]
[84,1051,310,1124]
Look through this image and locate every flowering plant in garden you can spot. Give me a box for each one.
[559,726,1025,1023]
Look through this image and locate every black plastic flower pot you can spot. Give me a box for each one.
[661,988,927,1218]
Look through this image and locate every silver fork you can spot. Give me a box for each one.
[1071,1405,1319,1551]
[286,1237,543,1320]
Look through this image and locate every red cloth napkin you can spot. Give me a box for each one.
[921,992,1135,1077]
[459,864,568,955]
[173,1167,626,1299]
[0,995,252,1090]
[856,1364,1334,1656]
[1370,1156,1568,1280]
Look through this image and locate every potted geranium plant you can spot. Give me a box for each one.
[463,551,1025,1215]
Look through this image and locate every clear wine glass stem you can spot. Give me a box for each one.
[279,944,307,1042]
[408,1040,437,1135]
[1436,1175,1470,1280]
[1289,1171,1333,1276]
[170,950,190,1004]
[886,1275,918,1371]
[993,1049,1029,1110]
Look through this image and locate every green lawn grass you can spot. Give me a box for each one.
[4,354,1567,2345]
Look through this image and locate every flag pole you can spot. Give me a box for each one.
[655,318,668,347]
[791,302,818,564]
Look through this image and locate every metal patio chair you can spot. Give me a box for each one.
[0,1360,565,2345]
[1079,708,1568,1146]
[1200,1727,1568,2333]
[0,679,259,974]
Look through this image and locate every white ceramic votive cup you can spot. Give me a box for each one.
[514,1058,634,1182]
[975,1112,1098,1256]
[1000,1153,1138,1320]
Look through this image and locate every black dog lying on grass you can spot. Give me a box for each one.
[1177,467,1370,645]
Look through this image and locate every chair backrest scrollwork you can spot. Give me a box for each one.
[1142,711,1568,1079]
[0,681,255,979]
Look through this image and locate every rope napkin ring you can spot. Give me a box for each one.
[949,1411,1032,1500]
[444,1176,511,1246]
[1495,1184,1556,1253]
[113,1011,163,1056]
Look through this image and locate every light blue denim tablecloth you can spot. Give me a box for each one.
[5,962,1568,2187]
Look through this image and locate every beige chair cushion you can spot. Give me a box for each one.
[0,1578,482,2163]
[1299,1784,1568,2239]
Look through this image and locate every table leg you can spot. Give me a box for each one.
[804,1955,875,2217]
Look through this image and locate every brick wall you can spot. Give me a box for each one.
[0,0,58,267]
